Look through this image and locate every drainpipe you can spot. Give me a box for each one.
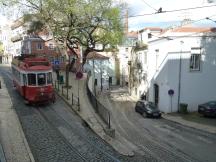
[177,41,184,112]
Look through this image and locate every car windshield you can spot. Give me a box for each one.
[147,102,157,109]
[207,101,216,108]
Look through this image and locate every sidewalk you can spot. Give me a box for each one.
[53,71,135,156]
[98,86,216,135]
[54,71,216,158]
[162,113,216,134]
[0,76,35,162]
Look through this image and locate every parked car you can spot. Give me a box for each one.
[198,101,216,117]
[135,100,161,118]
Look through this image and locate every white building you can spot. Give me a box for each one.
[118,31,138,87]
[10,18,29,57]
[145,27,216,113]
[129,28,162,98]
[84,51,112,93]
[0,23,13,63]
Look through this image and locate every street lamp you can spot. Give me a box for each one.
[155,49,159,71]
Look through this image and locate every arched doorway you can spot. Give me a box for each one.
[154,84,159,105]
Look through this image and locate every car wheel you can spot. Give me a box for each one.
[142,112,147,118]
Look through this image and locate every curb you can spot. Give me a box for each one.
[0,75,35,162]
[54,89,135,156]
[0,143,6,162]
[163,115,216,134]
[16,111,35,162]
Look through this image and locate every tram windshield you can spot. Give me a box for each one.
[28,74,36,86]
[38,73,46,85]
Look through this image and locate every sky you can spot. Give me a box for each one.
[1,0,216,30]
[123,0,216,31]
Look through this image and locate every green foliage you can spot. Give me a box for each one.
[1,0,123,62]
[0,42,4,55]
[134,41,148,52]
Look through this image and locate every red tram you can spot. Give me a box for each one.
[11,54,55,104]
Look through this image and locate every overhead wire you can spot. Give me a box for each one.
[128,4,216,19]
[141,0,158,12]
[148,15,216,41]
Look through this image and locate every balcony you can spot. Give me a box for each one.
[11,34,23,42]
[134,41,148,52]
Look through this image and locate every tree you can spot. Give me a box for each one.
[1,0,123,87]
[1,0,123,63]
[0,42,4,55]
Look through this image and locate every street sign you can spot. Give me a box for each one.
[76,72,83,79]
[168,89,174,96]
[54,60,60,65]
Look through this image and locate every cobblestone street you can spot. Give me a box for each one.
[1,65,216,162]
[97,87,216,162]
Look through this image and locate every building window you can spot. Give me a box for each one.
[48,43,54,50]
[37,43,43,50]
[60,56,65,63]
[125,48,128,52]
[148,33,152,39]
[49,56,54,63]
[190,48,201,71]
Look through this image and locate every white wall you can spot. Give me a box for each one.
[84,58,116,92]
[147,34,216,113]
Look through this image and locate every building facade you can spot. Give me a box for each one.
[145,27,216,113]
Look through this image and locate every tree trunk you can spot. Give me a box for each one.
[82,48,92,66]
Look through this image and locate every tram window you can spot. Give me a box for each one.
[23,74,27,85]
[47,72,52,84]
[28,74,36,86]
[38,73,46,85]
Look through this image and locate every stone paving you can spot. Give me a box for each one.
[162,114,216,134]
[0,75,34,162]
[1,64,215,161]
[53,71,135,156]
[98,85,216,135]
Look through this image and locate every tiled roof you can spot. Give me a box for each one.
[87,51,109,60]
[139,27,163,33]
[11,18,24,30]
[126,31,138,38]
[171,27,216,33]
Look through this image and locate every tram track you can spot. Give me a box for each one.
[1,66,158,162]
[33,106,88,162]
[34,104,121,162]
[109,92,199,162]
[1,68,121,162]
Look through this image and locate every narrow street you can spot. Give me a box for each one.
[0,65,156,162]
[1,65,216,162]
[99,89,216,162]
